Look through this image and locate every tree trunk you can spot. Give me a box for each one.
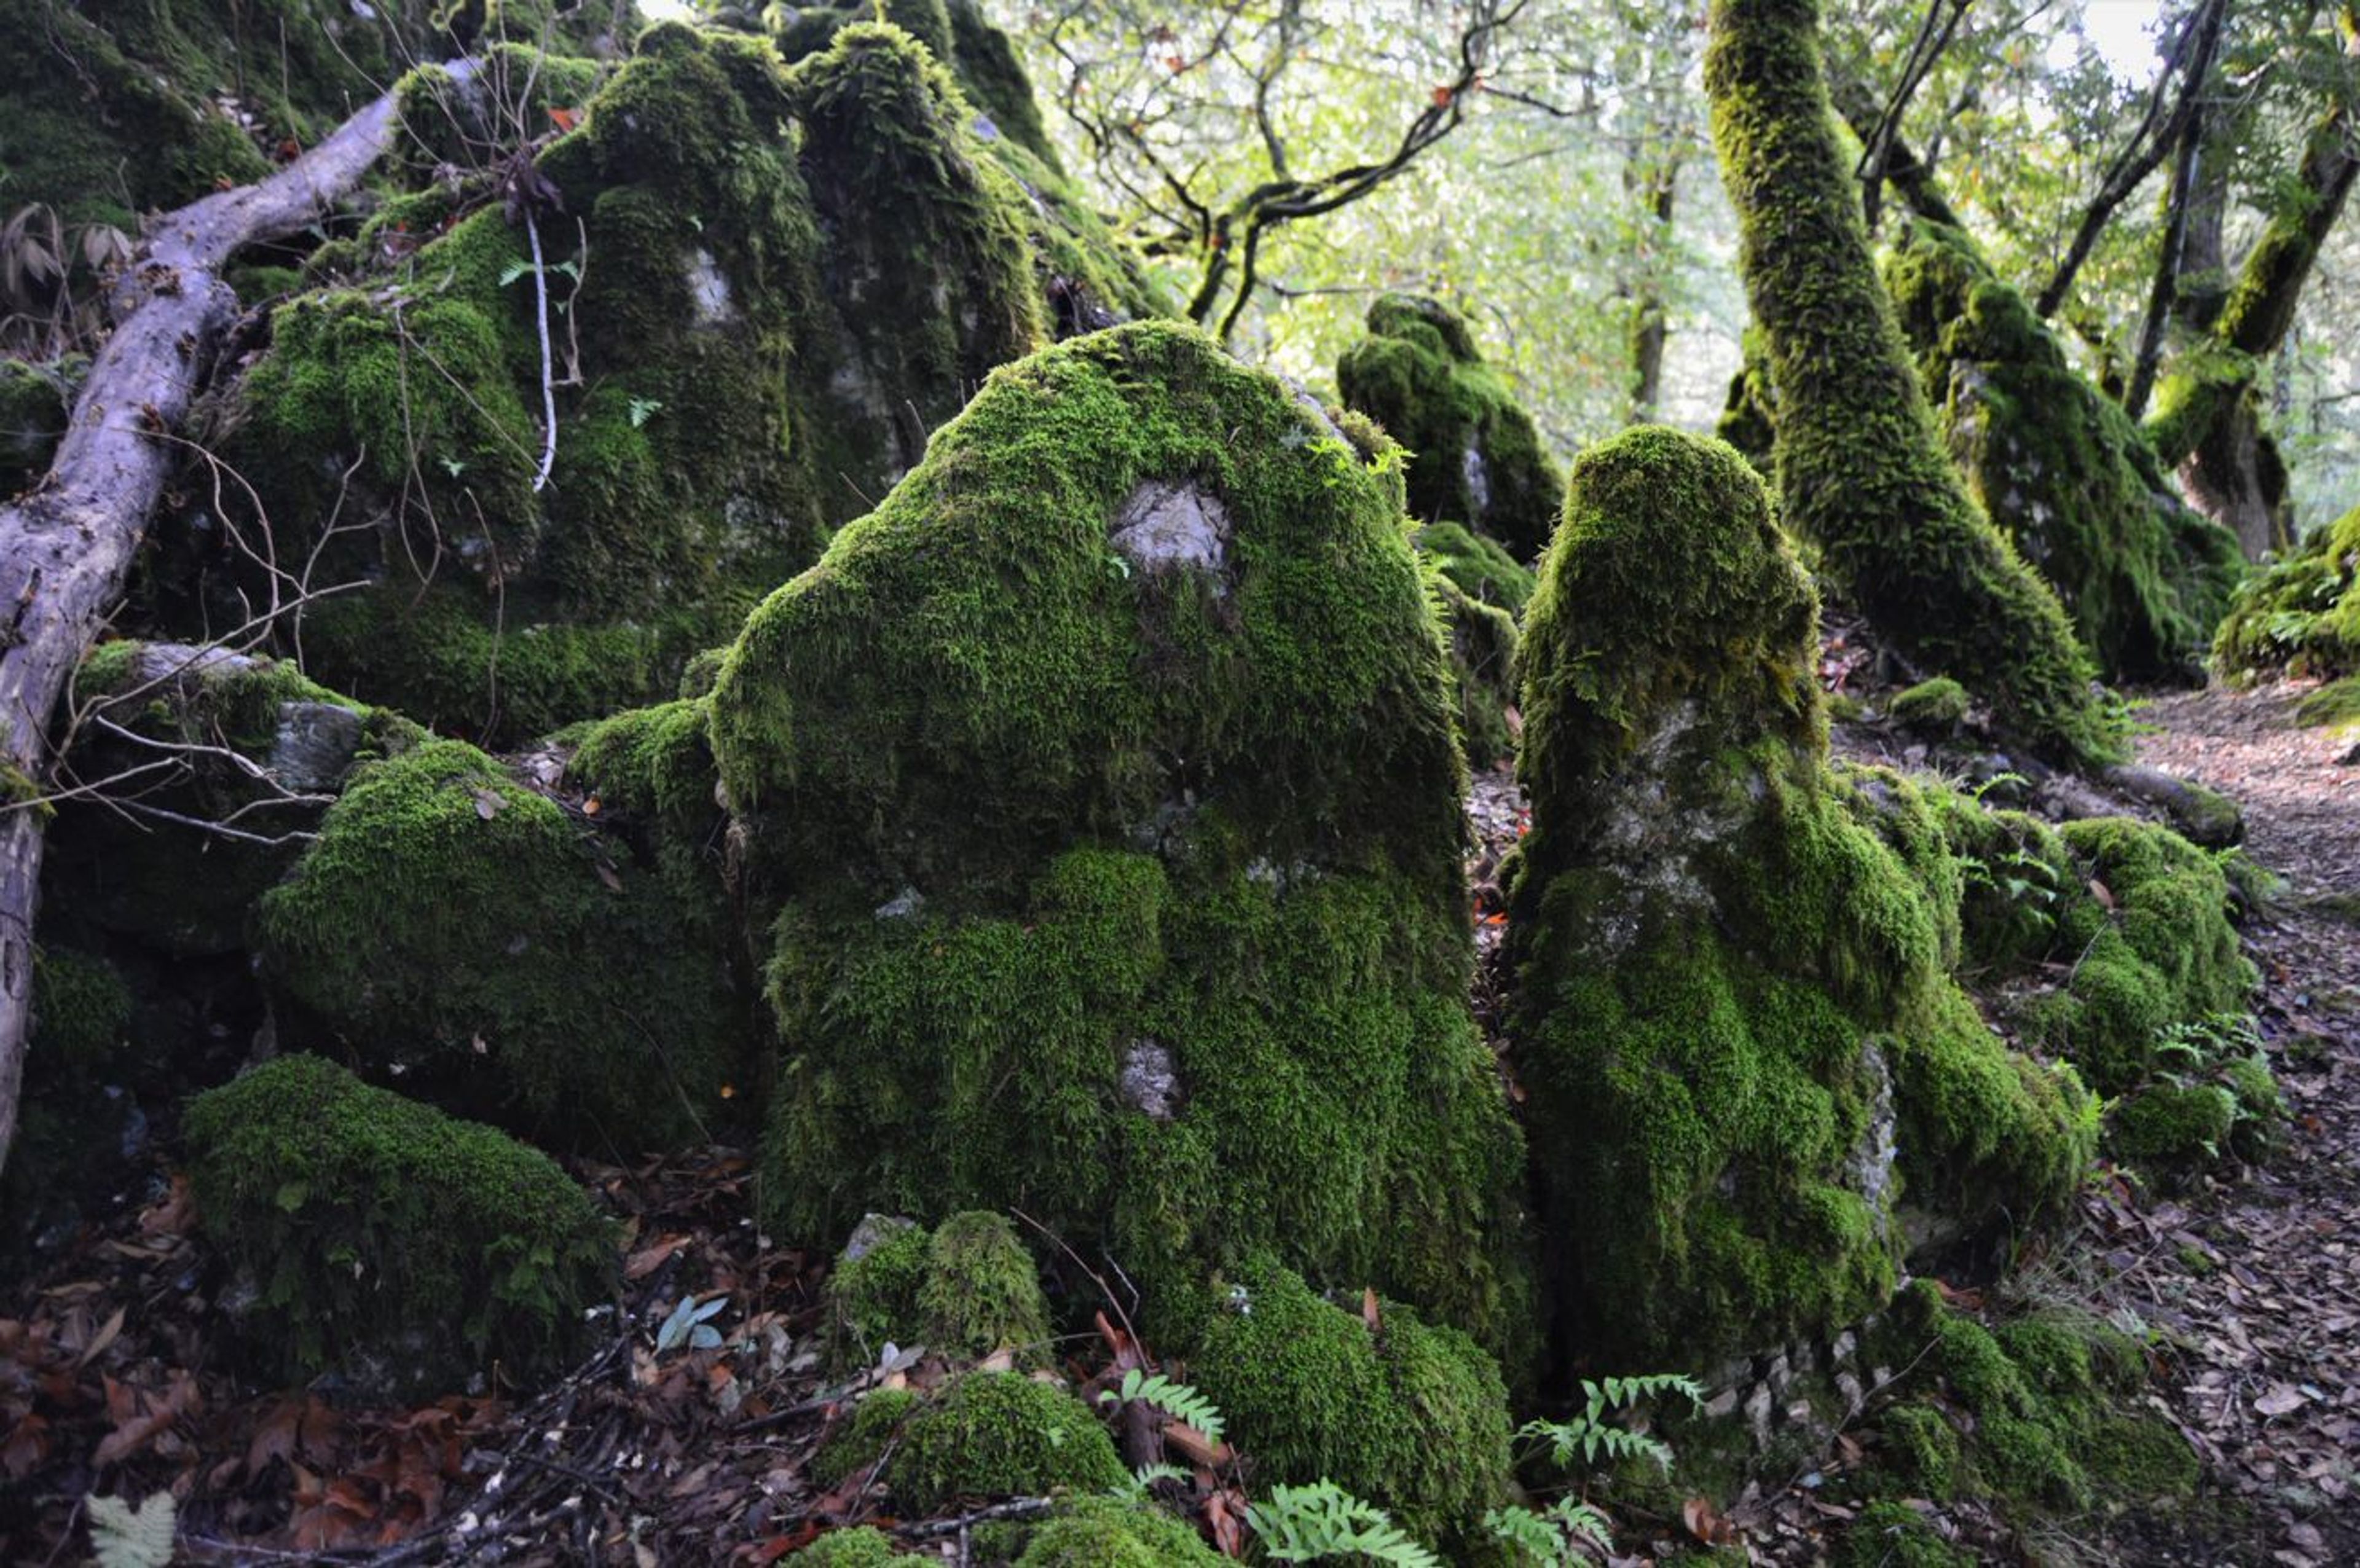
[0,65,473,1175]
[2147,4,2359,557]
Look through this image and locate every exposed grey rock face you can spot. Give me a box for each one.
[1110,480,1232,588]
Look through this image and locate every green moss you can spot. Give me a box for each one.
[0,0,611,227]
[827,1217,933,1365]
[1878,1284,2197,1524]
[258,737,741,1149]
[1508,428,2090,1364]
[1887,676,1969,731]
[28,947,132,1070]
[0,355,81,492]
[1833,1502,1973,1568]
[886,1372,1127,1513]
[2216,501,2360,683]
[41,643,405,957]
[787,22,1047,494]
[1880,1403,1962,1498]
[1882,222,2243,683]
[1415,521,1538,615]
[811,1386,921,1488]
[2112,1082,2238,1162]
[785,1526,904,1566]
[1336,295,1565,560]
[1013,1497,1225,1567]
[1715,327,1778,476]
[183,1054,615,1391]
[919,1211,1052,1363]
[1190,1257,1511,1550]
[726,323,1528,1355]
[2294,674,2360,727]
[1433,574,1520,767]
[1704,0,2125,765]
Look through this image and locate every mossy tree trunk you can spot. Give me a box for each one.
[0,67,469,1175]
[2144,12,2359,558]
[1704,0,2123,765]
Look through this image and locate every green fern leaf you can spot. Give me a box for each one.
[87,1492,176,1568]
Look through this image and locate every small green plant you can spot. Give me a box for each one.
[655,1292,726,1352]
[1107,1461,1192,1503]
[1096,1368,1226,1442]
[1246,1480,1439,1566]
[1514,1372,1704,1472]
[1482,1499,1613,1564]
[627,396,664,428]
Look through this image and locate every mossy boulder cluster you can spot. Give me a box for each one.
[170,13,1157,748]
[1338,294,1566,560]
[1883,222,2244,684]
[1506,428,2096,1364]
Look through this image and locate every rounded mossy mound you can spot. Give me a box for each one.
[1001,1498,1225,1566]
[1189,1257,1513,1552]
[721,322,1530,1355]
[1506,428,2093,1365]
[183,1054,615,1394]
[1704,0,2124,766]
[1866,1284,2200,1520]
[877,1372,1127,1513]
[1415,521,1538,616]
[257,737,742,1150]
[2213,500,2359,684]
[825,1211,1052,1368]
[1882,221,2243,685]
[785,1526,905,1566]
[1336,294,1565,560]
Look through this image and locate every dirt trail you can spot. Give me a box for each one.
[2111,685,2360,1566]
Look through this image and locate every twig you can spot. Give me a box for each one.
[525,207,556,493]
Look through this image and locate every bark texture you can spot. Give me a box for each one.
[0,65,473,1174]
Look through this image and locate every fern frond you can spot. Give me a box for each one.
[87,1493,176,1568]
[1098,1368,1227,1443]
[1248,1480,1440,1567]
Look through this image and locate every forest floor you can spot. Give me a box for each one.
[2,684,2356,1566]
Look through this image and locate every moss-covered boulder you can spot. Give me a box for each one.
[1189,1256,1512,1551]
[785,1527,905,1566]
[825,1210,1051,1367]
[194,20,1150,748]
[1337,295,1565,560]
[719,322,1530,1354]
[1415,520,1538,614]
[769,0,1061,173]
[41,643,414,957]
[831,1372,1128,1513]
[0,0,622,229]
[184,1054,615,1393]
[1433,575,1520,768]
[1505,428,2092,1365]
[1007,1497,1226,1566]
[1883,222,2243,684]
[2214,500,2359,688]
[1928,796,2267,1171]
[1865,1284,2198,1519]
[1704,0,2124,765]
[257,734,744,1149]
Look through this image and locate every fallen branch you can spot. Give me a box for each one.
[0,60,477,1175]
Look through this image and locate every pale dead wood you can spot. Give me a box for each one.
[0,61,478,1174]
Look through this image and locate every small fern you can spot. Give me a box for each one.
[1109,1461,1192,1502]
[1516,1371,1704,1472]
[87,1492,176,1568]
[1097,1368,1227,1443]
[1484,1499,1614,1564]
[1247,1480,1439,1566]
